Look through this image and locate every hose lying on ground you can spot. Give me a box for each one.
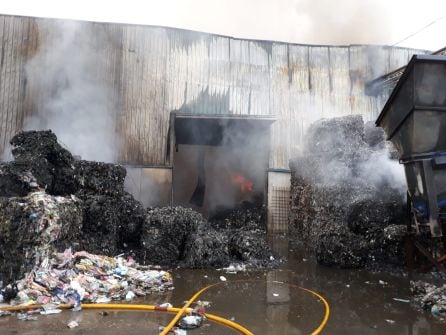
[0,302,253,334]
[0,281,330,335]
[160,279,330,335]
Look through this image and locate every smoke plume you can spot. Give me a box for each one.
[302,115,406,197]
[24,20,118,162]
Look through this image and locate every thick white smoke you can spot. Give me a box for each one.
[24,20,118,162]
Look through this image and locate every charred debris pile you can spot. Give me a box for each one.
[290,115,407,269]
[0,130,277,285]
[411,280,446,318]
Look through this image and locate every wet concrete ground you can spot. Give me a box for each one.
[1,235,445,334]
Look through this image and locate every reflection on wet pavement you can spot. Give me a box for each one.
[2,235,445,334]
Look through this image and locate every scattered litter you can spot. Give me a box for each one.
[160,326,187,334]
[196,300,211,308]
[178,314,204,330]
[302,258,307,262]
[40,309,63,315]
[125,291,135,301]
[379,280,388,286]
[222,264,246,274]
[159,303,173,308]
[17,312,38,321]
[393,298,410,303]
[99,311,109,316]
[345,284,350,288]
[95,297,111,304]
[273,293,279,297]
[385,319,395,324]
[5,249,173,310]
[219,276,227,282]
[67,320,79,328]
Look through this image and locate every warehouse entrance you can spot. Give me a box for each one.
[169,113,274,217]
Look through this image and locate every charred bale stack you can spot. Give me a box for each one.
[0,131,144,284]
[290,115,407,268]
[73,160,144,254]
[210,200,276,268]
[0,130,277,285]
[141,201,277,268]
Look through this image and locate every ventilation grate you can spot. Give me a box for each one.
[270,186,290,233]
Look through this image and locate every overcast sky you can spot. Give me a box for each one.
[0,0,445,51]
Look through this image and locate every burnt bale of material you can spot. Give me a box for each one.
[73,160,126,197]
[183,229,230,268]
[0,191,82,284]
[209,199,266,230]
[290,115,407,269]
[0,162,40,197]
[78,192,144,256]
[228,228,276,267]
[8,130,78,196]
[141,204,277,269]
[1,130,144,259]
[141,207,206,265]
[73,161,143,255]
[210,202,277,267]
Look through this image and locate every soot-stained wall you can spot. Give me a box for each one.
[0,14,428,168]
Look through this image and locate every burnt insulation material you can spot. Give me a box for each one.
[290,115,407,269]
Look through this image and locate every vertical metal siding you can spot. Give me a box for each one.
[0,16,32,154]
[0,15,428,168]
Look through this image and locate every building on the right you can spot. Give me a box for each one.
[376,55,446,237]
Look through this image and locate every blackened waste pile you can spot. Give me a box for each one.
[0,130,276,285]
[290,115,407,269]
[411,281,446,318]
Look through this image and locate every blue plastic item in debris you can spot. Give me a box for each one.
[412,193,446,219]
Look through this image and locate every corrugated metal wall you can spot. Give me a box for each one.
[0,15,427,168]
[0,16,36,153]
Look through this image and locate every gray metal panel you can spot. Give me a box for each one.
[0,16,32,155]
[0,15,429,169]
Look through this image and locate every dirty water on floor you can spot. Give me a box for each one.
[1,235,445,335]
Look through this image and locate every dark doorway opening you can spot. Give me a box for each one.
[170,113,274,217]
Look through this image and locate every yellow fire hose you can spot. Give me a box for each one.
[0,302,253,334]
[159,282,221,335]
[159,279,329,335]
[0,281,330,335]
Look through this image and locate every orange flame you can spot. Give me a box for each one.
[232,173,254,193]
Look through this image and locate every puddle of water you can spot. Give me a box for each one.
[1,235,445,334]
